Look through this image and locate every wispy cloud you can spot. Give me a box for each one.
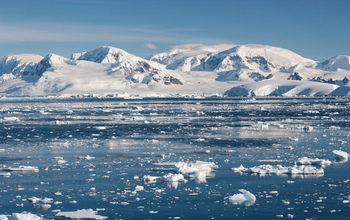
[141,43,158,50]
[0,21,223,45]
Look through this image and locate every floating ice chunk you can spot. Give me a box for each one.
[284,146,294,150]
[95,126,107,130]
[175,161,218,174]
[289,137,298,142]
[143,175,161,182]
[56,209,107,219]
[4,166,39,172]
[57,160,67,164]
[162,173,187,182]
[28,197,53,204]
[226,189,256,206]
[296,157,332,166]
[254,121,269,130]
[333,150,348,161]
[303,126,313,131]
[282,200,290,205]
[0,213,43,220]
[2,117,20,122]
[232,164,324,175]
[188,171,207,183]
[0,172,10,177]
[232,164,245,172]
[41,197,53,203]
[131,106,144,111]
[135,185,144,191]
[28,197,41,203]
[34,203,51,210]
[79,155,95,160]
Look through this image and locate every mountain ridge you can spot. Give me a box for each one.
[0,44,349,97]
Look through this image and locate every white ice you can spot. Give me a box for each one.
[175,161,218,175]
[296,157,332,166]
[232,164,324,175]
[143,175,161,183]
[226,189,256,206]
[0,213,42,220]
[3,166,39,172]
[333,150,348,162]
[55,209,107,219]
[162,173,187,182]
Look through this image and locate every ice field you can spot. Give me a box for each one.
[0,97,349,219]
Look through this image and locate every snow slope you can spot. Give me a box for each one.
[148,44,236,71]
[0,54,43,82]
[317,55,350,71]
[224,80,339,97]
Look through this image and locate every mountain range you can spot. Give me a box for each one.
[0,44,349,97]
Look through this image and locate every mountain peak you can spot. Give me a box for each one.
[72,46,132,64]
[318,55,350,71]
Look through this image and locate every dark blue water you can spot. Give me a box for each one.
[0,97,349,219]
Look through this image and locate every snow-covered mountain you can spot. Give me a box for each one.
[148,44,236,71]
[23,53,76,76]
[316,55,350,71]
[150,44,322,82]
[72,46,183,85]
[0,44,349,97]
[0,54,43,81]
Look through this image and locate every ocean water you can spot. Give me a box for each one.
[0,97,349,219]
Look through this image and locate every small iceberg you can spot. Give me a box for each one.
[0,172,11,177]
[175,161,218,174]
[56,209,107,219]
[225,189,256,206]
[296,157,332,166]
[79,155,95,160]
[143,175,161,183]
[162,173,187,182]
[333,150,348,162]
[3,166,39,172]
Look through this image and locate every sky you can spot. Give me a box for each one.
[0,0,349,61]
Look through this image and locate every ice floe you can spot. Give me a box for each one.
[3,166,39,172]
[333,150,348,162]
[232,164,324,175]
[296,157,332,166]
[225,189,256,206]
[55,209,107,219]
[0,213,42,220]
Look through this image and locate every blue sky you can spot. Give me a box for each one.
[0,0,349,60]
